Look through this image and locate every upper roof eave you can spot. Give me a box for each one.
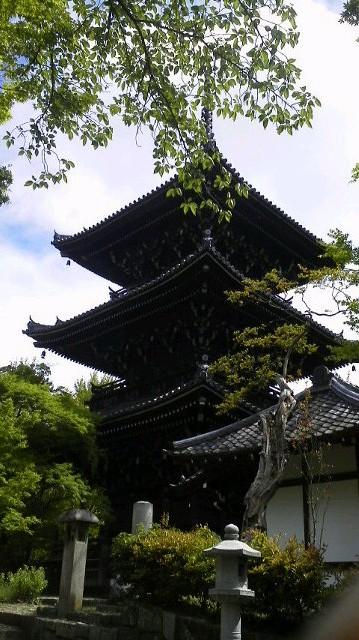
[221,157,322,248]
[52,176,177,249]
[52,155,324,255]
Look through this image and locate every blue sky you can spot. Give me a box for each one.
[0,0,358,389]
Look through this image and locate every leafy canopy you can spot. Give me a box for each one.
[1,0,319,204]
[0,165,12,205]
[210,229,359,412]
[0,361,109,568]
[341,1,359,180]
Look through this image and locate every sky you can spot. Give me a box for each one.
[0,0,358,390]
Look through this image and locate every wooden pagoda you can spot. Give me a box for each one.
[25,118,342,530]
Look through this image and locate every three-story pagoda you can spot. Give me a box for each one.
[25,119,341,530]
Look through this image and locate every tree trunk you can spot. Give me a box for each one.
[241,382,296,535]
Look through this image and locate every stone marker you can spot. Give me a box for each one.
[205,524,261,640]
[131,501,153,533]
[58,508,99,618]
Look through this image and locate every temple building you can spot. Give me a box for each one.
[173,366,359,563]
[25,118,344,531]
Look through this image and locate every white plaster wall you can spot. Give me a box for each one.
[267,485,304,543]
[281,444,355,482]
[310,479,359,562]
[307,444,356,476]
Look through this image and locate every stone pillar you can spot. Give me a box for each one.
[131,501,153,533]
[205,524,261,640]
[58,509,99,618]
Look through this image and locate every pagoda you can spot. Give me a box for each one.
[24,114,341,531]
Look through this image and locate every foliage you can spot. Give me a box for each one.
[0,0,319,209]
[210,229,359,413]
[0,566,47,602]
[5,358,53,387]
[0,361,110,568]
[341,0,359,26]
[0,164,12,205]
[112,524,329,623]
[351,163,359,182]
[340,1,359,179]
[73,371,115,406]
[112,523,219,609]
[210,323,317,412]
[245,530,328,624]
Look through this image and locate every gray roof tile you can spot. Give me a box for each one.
[173,367,359,458]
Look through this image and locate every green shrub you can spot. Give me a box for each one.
[0,566,47,602]
[112,524,219,609]
[112,525,328,624]
[246,530,328,624]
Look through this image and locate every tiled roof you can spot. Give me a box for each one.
[98,375,225,423]
[52,155,322,251]
[221,157,321,246]
[24,245,342,346]
[53,177,176,245]
[173,367,359,458]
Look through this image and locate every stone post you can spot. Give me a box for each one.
[204,524,261,640]
[131,501,153,533]
[58,509,99,618]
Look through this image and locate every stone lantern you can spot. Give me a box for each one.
[58,509,99,617]
[205,524,261,640]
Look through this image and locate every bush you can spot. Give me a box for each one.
[246,530,328,624]
[112,524,219,609]
[0,566,47,602]
[112,525,329,624]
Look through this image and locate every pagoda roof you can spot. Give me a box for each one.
[98,375,227,436]
[52,155,326,286]
[172,367,359,459]
[53,162,319,247]
[24,245,342,377]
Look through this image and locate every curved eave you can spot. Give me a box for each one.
[173,370,359,459]
[52,176,177,250]
[99,377,225,427]
[221,158,322,252]
[24,246,343,366]
[52,156,324,263]
[24,247,214,342]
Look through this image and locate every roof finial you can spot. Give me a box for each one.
[203,227,213,249]
[201,107,217,152]
[197,353,210,379]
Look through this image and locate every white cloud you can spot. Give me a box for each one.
[0,240,111,388]
[216,0,359,240]
[0,0,358,388]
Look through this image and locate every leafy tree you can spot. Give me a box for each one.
[74,371,115,406]
[1,0,319,206]
[5,358,53,387]
[210,229,359,533]
[0,164,12,205]
[341,0,359,26]
[0,361,110,568]
[341,1,359,180]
